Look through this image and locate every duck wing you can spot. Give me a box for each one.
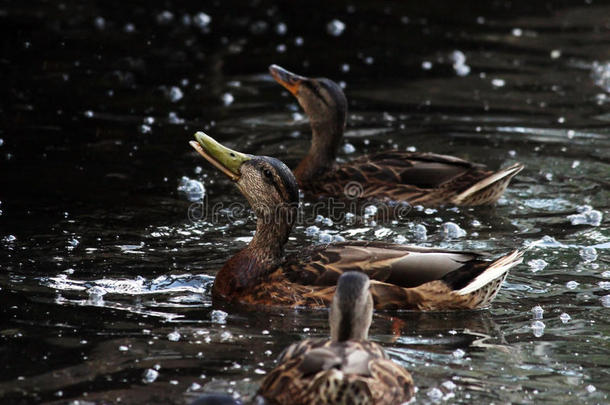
[282,240,487,288]
[314,150,523,205]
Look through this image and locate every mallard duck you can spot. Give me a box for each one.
[268,64,524,206]
[258,271,414,405]
[189,132,523,310]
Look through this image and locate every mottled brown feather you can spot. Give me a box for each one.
[214,242,523,310]
[258,339,414,405]
[302,150,523,206]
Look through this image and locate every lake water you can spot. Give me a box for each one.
[1,1,608,404]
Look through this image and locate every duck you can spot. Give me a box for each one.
[268,64,524,206]
[189,132,523,310]
[258,271,414,405]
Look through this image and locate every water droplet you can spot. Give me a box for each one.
[305,225,320,236]
[531,305,544,319]
[421,61,433,70]
[276,43,286,53]
[452,348,465,359]
[568,207,602,226]
[586,384,596,393]
[94,16,105,30]
[491,78,506,87]
[566,280,579,290]
[142,368,159,383]
[139,124,152,134]
[318,232,332,244]
[124,23,135,33]
[84,110,94,118]
[364,205,378,216]
[512,28,522,36]
[220,331,233,341]
[221,93,234,106]
[341,63,350,73]
[118,345,129,351]
[455,64,470,76]
[527,259,548,272]
[531,320,545,337]
[414,224,427,241]
[599,281,610,289]
[210,310,228,324]
[193,12,211,28]
[394,235,407,244]
[579,247,597,262]
[275,22,287,35]
[333,235,345,243]
[177,176,205,202]
[167,86,183,103]
[168,111,184,124]
[87,286,106,305]
[441,380,457,391]
[327,19,345,36]
[559,313,571,323]
[156,10,174,25]
[427,387,443,401]
[441,222,466,239]
[342,143,355,154]
[167,331,181,342]
[550,49,561,59]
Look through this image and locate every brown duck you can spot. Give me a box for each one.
[258,271,414,405]
[269,64,524,206]
[189,132,523,310]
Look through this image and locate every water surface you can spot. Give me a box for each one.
[1,1,609,404]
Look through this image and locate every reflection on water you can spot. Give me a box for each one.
[1,0,609,404]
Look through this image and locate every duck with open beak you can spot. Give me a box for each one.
[189,132,524,310]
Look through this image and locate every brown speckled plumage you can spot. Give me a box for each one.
[259,339,414,405]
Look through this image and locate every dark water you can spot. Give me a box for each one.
[1,1,609,404]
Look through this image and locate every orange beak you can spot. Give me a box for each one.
[269,64,307,95]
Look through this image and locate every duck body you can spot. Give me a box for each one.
[191,133,523,311]
[258,271,414,405]
[259,338,413,405]
[301,150,524,206]
[212,240,523,310]
[270,64,523,206]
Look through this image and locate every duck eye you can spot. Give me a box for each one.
[263,169,273,178]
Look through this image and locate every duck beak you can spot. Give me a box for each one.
[189,132,251,181]
[269,64,306,95]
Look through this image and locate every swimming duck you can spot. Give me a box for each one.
[269,64,524,206]
[258,271,414,405]
[189,132,523,310]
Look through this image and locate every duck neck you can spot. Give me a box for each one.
[332,311,368,342]
[213,207,295,299]
[294,120,343,186]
